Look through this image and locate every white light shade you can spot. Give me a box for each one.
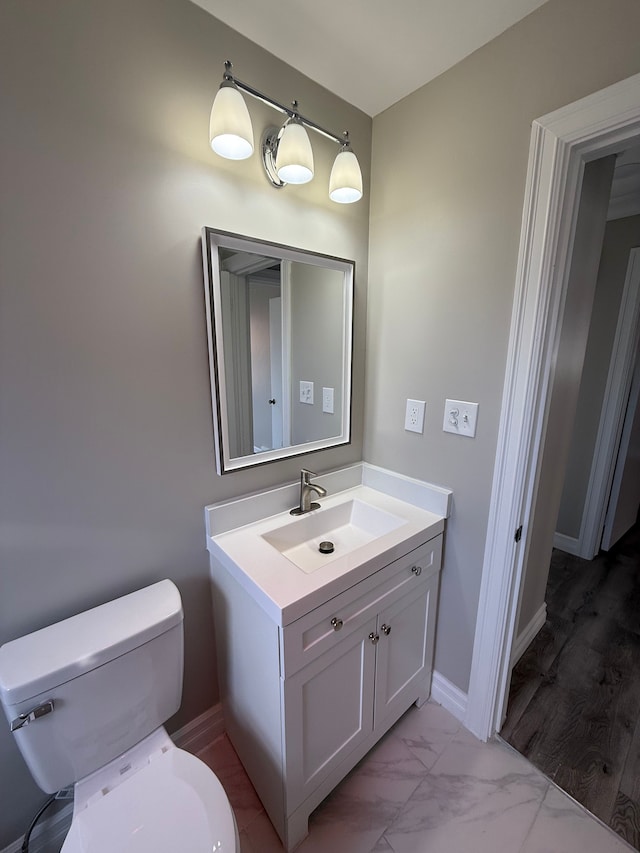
[276,121,314,184]
[329,149,363,203]
[209,83,254,160]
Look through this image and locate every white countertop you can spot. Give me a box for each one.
[206,477,447,626]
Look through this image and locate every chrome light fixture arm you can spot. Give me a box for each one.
[223,62,348,147]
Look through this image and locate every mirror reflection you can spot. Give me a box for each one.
[202,229,354,474]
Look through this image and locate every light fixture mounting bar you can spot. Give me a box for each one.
[224,63,348,147]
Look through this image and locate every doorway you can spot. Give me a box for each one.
[554,246,640,561]
[465,71,640,741]
[499,174,640,845]
[511,212,640,659]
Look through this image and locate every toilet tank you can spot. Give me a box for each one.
[0,580,183,793]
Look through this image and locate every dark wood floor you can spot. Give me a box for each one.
[502,522,640,849]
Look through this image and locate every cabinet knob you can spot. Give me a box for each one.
[330,617,343,631]
[411,565,422,576]
[381,623,391,636]
[369,632,380,645]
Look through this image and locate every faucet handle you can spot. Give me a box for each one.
[301,468,316,484]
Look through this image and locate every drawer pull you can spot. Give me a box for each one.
[330,617,343,631]
[381,623,391,636]
[411,565,422,576]
[369,632,379,645]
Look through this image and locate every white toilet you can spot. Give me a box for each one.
[0,580,239,852]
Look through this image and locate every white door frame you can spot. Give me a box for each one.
[465,71,640,741]
[602,337,640,550]
[280,261,292,447]
[577,249,640,558]
[269,295,284,449]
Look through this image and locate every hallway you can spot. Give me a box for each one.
[502,523,640,848]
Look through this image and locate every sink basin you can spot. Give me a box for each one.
[262,498,407,573]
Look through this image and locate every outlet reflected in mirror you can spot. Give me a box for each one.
[202,228,354,474]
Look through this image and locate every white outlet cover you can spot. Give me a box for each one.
[322,387,334,414]
[443,399,479,437]
[299,380,314,405]
[405,399,426,434]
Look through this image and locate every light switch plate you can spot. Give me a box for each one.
[299,381,314,405]
[405,399,426,433]
[443,399,479,437]
[322,387,334,414]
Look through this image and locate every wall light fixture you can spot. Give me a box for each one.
[209,61,363,204]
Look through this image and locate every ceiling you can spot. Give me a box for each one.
[192,0,551,116]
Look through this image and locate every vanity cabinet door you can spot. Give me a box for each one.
[283,617,377,813]
[373,575,438,731]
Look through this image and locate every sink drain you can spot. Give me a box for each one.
[318,541,335,554]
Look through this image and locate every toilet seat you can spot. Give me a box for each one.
[61,743,238,852]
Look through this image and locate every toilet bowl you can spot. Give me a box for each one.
[0,580,239,852]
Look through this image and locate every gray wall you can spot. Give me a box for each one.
[366,0,640,692]
[0,0,371,845]
[557,215,640,539]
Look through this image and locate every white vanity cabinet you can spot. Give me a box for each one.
[209,532,442,851]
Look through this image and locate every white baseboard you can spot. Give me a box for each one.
[172,702,224,754]
[553,532,580,556]
[430,670,468,724]
[0,704,225,853]
[511,603,547,666]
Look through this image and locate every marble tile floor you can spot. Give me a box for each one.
[197,700,635,853]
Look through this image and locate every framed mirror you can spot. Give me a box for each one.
[201,228,354,474]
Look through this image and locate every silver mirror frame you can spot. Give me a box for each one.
[202,228,354,474]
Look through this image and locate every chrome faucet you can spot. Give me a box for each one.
[290,469,327,515]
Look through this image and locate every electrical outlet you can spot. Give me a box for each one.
[322,387,334,414]
[299,380,314,405]
[405,399,425,433]
[443,399,479,437]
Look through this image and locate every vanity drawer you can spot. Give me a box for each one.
[280,535,442,677]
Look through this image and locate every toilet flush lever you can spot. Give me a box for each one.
[10,700,54,732]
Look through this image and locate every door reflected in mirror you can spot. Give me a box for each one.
[202,229,354,474]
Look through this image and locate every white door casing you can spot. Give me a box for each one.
[269,295,284,449]
[602,340,640,550]
[465,72,640,741]
[219,270,254,459]
[280,261,293,448]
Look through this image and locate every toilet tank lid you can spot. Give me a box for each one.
[0,580,183,706]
